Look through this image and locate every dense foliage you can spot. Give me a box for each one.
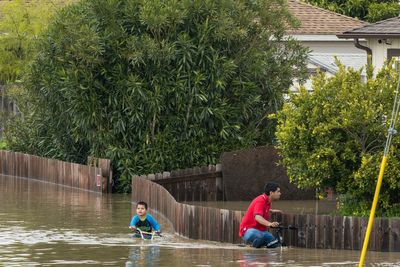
[0,0,69,139]
[5,0,308,192]
[0,0,63,83]
[305,0,400,22]
[0,139,7,150]
[275,63,400,216]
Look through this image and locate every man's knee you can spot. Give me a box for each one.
[252,238,267,248]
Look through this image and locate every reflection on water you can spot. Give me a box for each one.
[1,175,400,266]
[184,200,338,215]
[129,246,161,266]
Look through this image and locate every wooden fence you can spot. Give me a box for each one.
[132,176,400,251]
[138,164,223,202]
[0,150,104,193]
[139,146,316,202]
[87,156,112,193]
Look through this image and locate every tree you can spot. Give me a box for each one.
[275,63,400,216]
[304,0,400,22]
[6,0,308,192]
[0,0,70,138]
[0,0,54,83]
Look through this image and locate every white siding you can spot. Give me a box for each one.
[288,35,367,92]
[367,38,400,71]
[303,40,366,54]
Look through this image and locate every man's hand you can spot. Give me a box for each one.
[129,226,137,231]
[155,231,161,236]
[269,222,280,227]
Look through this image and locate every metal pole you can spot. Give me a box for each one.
[358,71,400,266]
[358,156,387,267]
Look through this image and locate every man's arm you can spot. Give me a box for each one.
[254,214,279,228]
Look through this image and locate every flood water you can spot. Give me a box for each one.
[1,175,400,267]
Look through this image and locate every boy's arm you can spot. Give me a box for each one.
[129,215,139,228]
[147,214,161,231]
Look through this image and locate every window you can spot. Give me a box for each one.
[387,49,400,70]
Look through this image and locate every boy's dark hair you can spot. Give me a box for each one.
[264,182,280,196]
[136,201,148,209]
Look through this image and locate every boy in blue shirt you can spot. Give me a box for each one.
[129,201,161,236]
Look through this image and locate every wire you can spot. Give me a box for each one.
[384,75,400,155]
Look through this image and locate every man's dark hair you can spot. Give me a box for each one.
[136,201,148,209]
[264,182,280,196]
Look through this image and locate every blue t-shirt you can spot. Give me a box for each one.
[130,214,160,232]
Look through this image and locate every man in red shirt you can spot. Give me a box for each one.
[239,182,282,248]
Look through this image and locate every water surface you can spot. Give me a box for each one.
[1,175,399,266]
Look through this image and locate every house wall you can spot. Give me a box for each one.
[367,38,400,71]
[302,40,366,54]
[292,35,367,54]
[290,36,366,91]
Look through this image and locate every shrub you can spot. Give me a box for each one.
[275,63,400,216]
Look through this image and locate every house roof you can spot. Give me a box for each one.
[287,0,367,35]
[338,17,400,38]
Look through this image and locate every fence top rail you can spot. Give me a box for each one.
[154,172,222,184]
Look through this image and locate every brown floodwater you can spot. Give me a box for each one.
[1,174,399,267]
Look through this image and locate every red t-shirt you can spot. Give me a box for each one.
[239,193,271,237]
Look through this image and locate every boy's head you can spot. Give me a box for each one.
[264,182,281,201]
[136,201,148,216]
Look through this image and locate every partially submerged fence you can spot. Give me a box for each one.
[132,175,241,242]
[132,176,400,251]
[137,164,223,202]
[0,150,105,193]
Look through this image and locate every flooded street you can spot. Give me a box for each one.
[1,175,400,266]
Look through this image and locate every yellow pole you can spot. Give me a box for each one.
[358,155,388,267]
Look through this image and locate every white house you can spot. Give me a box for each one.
[287,0,368,90]
[338,17,400,71]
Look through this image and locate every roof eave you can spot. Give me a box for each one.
[337,33,400,39]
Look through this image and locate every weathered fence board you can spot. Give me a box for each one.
[389,219,400,251]
[381,218,390,251]
[352,217,360,250]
